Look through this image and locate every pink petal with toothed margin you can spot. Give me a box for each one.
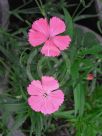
[52,35,71,50]
[32,18,49,37]
[28,96,44,112]
[50,90,64,107]
[27,80,43,95]
[40,90,64,115]
[28,29,47,47]
[40,98,59,115]
[41,76,59,93]
[41,40,60,57]
[50,17,66,37]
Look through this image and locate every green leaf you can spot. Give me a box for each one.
[78,45,102,56]
[0,101,27,112]
[29,112,44,136]
[74,83,85,116]
[63,7,74,38]
[71,59,85,116]
[71,59,80,80]
[53,110,74,119]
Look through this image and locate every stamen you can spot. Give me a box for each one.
[43,93,48,97]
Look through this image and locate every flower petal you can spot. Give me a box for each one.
[52,35,71,50]
[28,29,47,47]
[50,17,66,36]
[50,90,64,107]
[28,96,44,112]
[40,98,59,115]
[27,80,43,95]
[41,40,60,57]
[41,76,59,92]
[32,18,49,37]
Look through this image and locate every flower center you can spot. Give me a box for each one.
[47,34,54,41]
[43,92,48,97]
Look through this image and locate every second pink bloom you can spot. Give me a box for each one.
[27,76,64,115]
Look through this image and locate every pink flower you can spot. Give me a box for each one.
[27,76,64,115]
[87,74,94,80]
[28,17,71,57]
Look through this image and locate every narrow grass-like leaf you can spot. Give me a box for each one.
[53,110,74,119]
[74,83,85,116]
[63,7,74,38]
[0,102,27,112]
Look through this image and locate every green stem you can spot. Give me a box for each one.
[72,2,81,18]
[26,49,37,81]
[35,0,46,17]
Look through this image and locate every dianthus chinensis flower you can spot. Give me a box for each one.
[28,17,71,57]
[27,76,64,115]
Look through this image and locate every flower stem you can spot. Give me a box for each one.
[35,0,46,17]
